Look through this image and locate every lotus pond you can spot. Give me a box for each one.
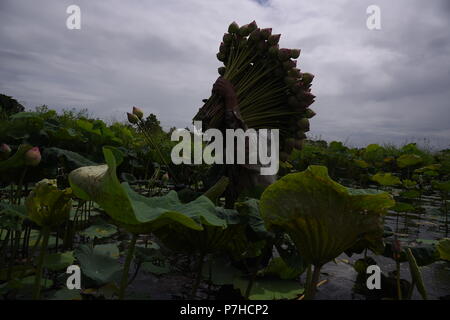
[1,96,450,301]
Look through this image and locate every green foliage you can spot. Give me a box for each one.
[260,166,395,266]
[69,146,224,234]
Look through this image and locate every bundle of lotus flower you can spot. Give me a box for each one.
[194,21,316,160]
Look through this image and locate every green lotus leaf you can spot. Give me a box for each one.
[371,172,402,186]
[392,202,415,213]
[258,257,302,280]
[436,238,450,261]
[397,154,423,168]
[233,277,304,300]
[25,179,72,228]
[68,146,225,234]
[43,251,75,271]
[80,220,117,239]
[43,147,97,170]
[74,244,122,285]
[260,166,395,267]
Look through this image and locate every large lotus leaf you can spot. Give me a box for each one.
[397,154,423,168]
[260,166,394,266]
[153,207,246,255]
[371,172,401,186]
[68,146,225,234]
[43,147,97,170]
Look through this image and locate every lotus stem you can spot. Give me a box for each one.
[33,227,50,300]
[304,264,322,300]
[191,251,206,299]
[118,233,138,300]
[396,260,402,300]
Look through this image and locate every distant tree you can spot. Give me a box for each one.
[142,113,163,134]
[0,94,25,119]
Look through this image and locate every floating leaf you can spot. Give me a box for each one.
[80,220,117,239]
[43,251,75,271]
[397,154,423,168]
[233,277,304,300]
[371,172,402,186]
[74,244,122,285]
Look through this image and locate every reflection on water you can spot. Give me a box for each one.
[315,184,450,300]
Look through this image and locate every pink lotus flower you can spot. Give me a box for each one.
[132,106,144,120]
[0,143,11,160]
[127,112,139,124]
[25,147,41,167]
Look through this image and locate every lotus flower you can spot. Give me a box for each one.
[24,147,41,166]
[290,49,301,59]
[127,112,139,124]
[228,21,239,34]
[260,28,272,40]
[248,20,258,33]
[278,48,291,61]
[26,179,72,228]
[223,33,232,44]
[132,106,144,120]
[0,143,11,160]
[267,34,281,46]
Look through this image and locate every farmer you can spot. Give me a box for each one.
[202,77,277,208]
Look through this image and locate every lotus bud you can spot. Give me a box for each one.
[132,106,144,120]
[284,77,297,87]
[248,20,258,33]
[24,147,41,167]
[239,24,251,37]
[392,239,402,260]
[217,52,226,62]
[223,33,233,44]
[218,66,226,76]
[288,68,301,78]
[0,143,11,160]
[257,40,268,52]
[297,118,310,131]
[304,109,316,119]
[278,48,291,61]
[268,34,281,46]
[268,45,279,58]
[290,49,301,59]
[290,82,303,94]
[260,28,272,40]
[127,112,139,124]
[301,73,315,85]
[162,173,169,183]
[248,28,261,42]
[228,21,239,34]
[283,59,297,71]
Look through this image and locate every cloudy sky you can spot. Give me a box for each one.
[0,0,449,149]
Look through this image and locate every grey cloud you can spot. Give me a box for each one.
[0,0,448,149]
